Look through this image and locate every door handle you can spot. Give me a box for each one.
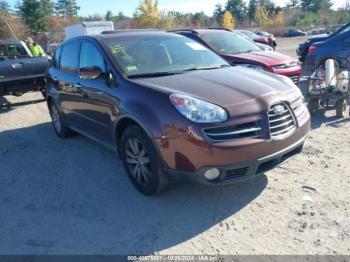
[95,91,104,95]
[73,82,82,88]
[12,63,24,69]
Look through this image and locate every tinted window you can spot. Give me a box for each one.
[0,44,29,59]
[202,32,261,54]
[60,42,79,73]
[79,41,106,73]
[0,45,7,58]
[53,46,62,68]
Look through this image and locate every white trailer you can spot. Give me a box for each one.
[64,21,114,40]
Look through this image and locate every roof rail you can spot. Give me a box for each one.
[168,29,199,35]
[101,29,163,34]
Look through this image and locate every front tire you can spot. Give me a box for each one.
[121,125,167,196]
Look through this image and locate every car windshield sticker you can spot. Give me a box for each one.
[126,66,138,72]
[186,42,207,51]
[111,44,125,54]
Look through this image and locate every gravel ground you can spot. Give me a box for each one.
[0,38,349,255]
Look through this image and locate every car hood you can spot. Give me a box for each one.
[132,67,302,117]
[224,51,296,67]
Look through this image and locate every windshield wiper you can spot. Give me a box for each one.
[128,71,183,79]
[184,64,229,72]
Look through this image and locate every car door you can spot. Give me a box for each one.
[75,40,118,143]
[54,41,84,126]
[0,44,26,82]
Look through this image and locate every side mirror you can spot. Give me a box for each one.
[79,66,104,80]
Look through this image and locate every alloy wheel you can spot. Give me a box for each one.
[51,103,62,133]
[125,138,152,187]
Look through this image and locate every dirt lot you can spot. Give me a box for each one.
[0,38,350,255]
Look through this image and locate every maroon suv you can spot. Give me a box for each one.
[47,31,310,195]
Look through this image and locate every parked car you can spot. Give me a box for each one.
[255,31,277,49]
[173,29,302,85]
[237,30,276,49]
[236,31,273,51]
[297,23,350,62]
[305,29,350,73]
[46,31,310,195]
[286,29,307,37]
[0,39,49,97]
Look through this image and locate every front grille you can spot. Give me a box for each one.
[289,75,300,84]
[204,121,261,142]
[224,167,249,180]
[269,103,296,138]
[290,97,307,121]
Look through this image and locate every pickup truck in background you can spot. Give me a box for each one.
[0,39,49,97]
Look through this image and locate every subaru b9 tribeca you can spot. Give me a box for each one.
[46,31,311,195]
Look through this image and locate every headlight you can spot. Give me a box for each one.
[170,94,228,123]
[238,64,267,71]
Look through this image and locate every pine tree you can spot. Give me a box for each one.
[0,0,10,13]
[55,0,80,18]
[248,0,258,21]
[105,10,113,21]
[213,4,224,24]
[40,0,53,16]
[300,0,332,13]
[17,0,46,34]
[225,0,246,24]
[222,11,235,30]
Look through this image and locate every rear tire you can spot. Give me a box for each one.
[336,99,347,118]
[49,101,76,138]
[120,125,168,196]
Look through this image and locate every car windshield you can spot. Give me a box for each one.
[240,31,259,39]
[201,32,261,54]
[336,24,350,35]
[103,34,228,78]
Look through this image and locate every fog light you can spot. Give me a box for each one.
[204,168,221,180]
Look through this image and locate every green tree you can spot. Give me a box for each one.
[225,0,246,24]
[105,10,113,21]
[213,4,224,23]
[17,0,46,34]
[248,0,258,21]
[115,11,128,22]
[301,0,332,13]
[0,0,10,13]
[287,0,300,7]
[133,0,160,28]
[40,0,53,15]
[55,0,80,18]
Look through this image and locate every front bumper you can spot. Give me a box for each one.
[165,136,307,185]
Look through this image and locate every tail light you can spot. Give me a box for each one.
[309,45,317,52]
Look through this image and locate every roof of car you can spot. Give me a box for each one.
[0,39,23,45]
[170,28,234,35]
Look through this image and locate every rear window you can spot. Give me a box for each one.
[60,42,79,73]
[0,44,29,59]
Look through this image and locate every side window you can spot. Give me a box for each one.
[60,42,79,73]
[0,45,7,58]
[53,46,62,68]
[344,36,350,43]
[79,41,106,73]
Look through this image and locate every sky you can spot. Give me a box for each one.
[6,0,348,17]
